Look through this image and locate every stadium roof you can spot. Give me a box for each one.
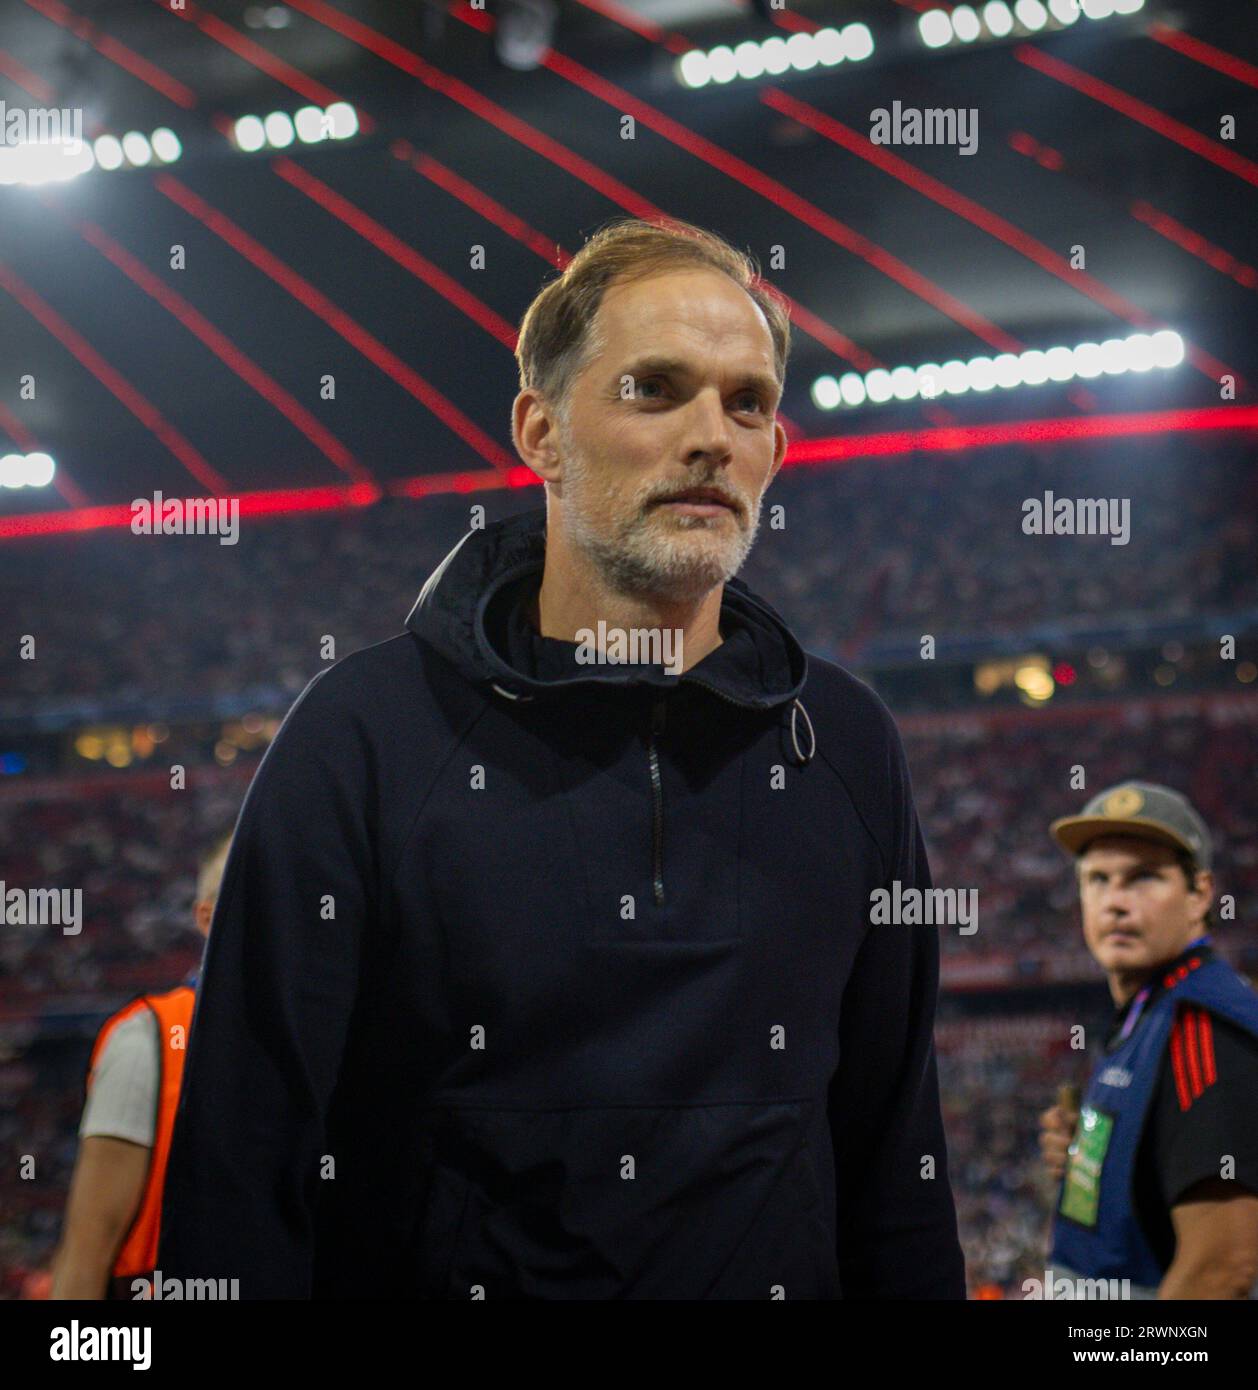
[0,0,1254,527]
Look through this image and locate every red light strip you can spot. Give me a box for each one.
[779,297,880,375]
[153,175,517,477]
[0,48,55,101]
[1147,21,1258,90]
[769,9,823,35]
[271,158,519,349]
[0,261,228,494]
[0,404,41,456]
[0,484,379,539]
[1130,201,1258,291]
[776,409,804,440]
[46,202,375,485]
[1007,130,1065,171]
[1007,130,1257,302]
[0,503,143,537]
[389,465,531,498]
[20,0,197,108]
[3,408,1253,539]
[391,142,571,269]
[1016,44,1258,188]
[786,405,1258,465]
[762,88,1240,389]
[150,0,376,134]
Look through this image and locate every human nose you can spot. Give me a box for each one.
[681,389,735,465]
[1099,883,1132,918]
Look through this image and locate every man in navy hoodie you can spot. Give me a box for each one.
[159,216,965,1299]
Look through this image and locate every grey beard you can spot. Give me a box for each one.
[570,499,760,604]
[555,421,762,603]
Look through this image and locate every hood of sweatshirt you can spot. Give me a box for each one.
[405,505,816,760]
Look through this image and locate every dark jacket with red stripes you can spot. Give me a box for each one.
[1052,943,1258,1288]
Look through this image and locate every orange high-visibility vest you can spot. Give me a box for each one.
[84,984,195,1281]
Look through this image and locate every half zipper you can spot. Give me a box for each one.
[647,694,667,906]
[682,675,762,710]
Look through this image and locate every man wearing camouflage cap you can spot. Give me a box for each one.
[1039,781,1258,1298]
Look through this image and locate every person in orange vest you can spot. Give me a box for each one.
[49,831,233,1300]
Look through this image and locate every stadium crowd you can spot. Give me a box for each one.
[935,1013,1093,1297]
[2,441,1254,715]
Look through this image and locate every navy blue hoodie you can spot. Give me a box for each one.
[159,504,965,1299]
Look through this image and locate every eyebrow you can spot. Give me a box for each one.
[616,355,780,403]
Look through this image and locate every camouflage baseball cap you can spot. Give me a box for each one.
[1049,780,1212,869]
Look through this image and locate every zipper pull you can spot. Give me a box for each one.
[647,695,667,907]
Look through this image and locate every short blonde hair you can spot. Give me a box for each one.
[195,830,234,906]
[515,216,791,428]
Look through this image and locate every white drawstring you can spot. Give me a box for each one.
[790,698,815,766]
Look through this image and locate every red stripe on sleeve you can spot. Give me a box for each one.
[1169,1018,1193,1111]
[1182,1007,1204,1100]
[1197,1009,1217,1087]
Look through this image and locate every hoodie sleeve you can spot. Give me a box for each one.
[158,667,375,1299]
[827,711,966,1299]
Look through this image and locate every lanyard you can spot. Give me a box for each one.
[1117,933,1211,1042]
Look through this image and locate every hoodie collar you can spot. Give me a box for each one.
[405,504,808,711]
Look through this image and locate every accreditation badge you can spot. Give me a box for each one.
[1058,1105,1114,1229]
